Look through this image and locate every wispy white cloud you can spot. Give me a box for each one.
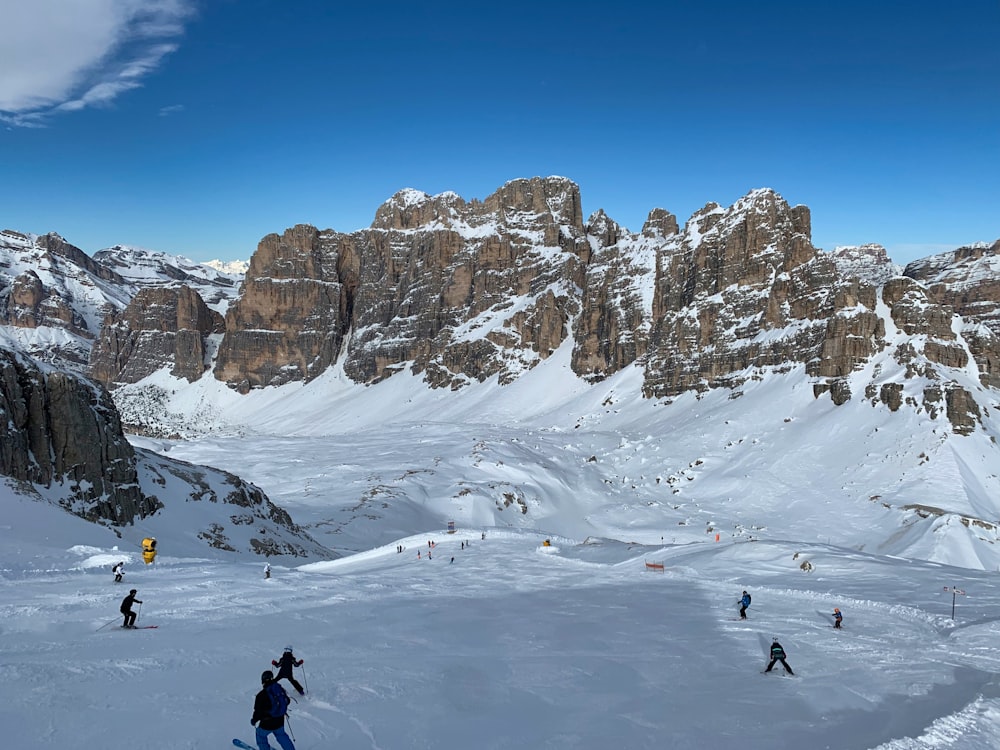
[0,0,195,126]
[158,104,185,117]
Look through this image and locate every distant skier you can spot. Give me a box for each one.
[832,608,843,629]
[112,561,124,583]
[120,589,142,628]
[264,563,271,580]
[739,590,751,620]
[271,646,305,695]
[764,638,794,675]
[251,670,296,750]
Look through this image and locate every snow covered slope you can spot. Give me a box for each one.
[5,497,1000,750]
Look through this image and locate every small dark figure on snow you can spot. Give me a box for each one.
[739,590,751,620]
[832,608,843,629]
[112,561,124,583]
[271,646,305,695]
[764,638,794,675]
[120,589,142,628]
[252,670,296,750]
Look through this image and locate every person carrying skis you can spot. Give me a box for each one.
[271,646,305,695]
[739,590,751,620]
[832,607,843,629]
[120,589,142,628]
[764,638,794,675]
[251,670,295,750]
[112,561,124,583]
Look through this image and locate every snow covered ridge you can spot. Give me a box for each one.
[0,231,245,375]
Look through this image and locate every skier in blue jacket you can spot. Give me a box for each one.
[739,591,751,620]
[832,608,843,629]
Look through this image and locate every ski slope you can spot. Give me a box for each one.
[4,501,1000,750]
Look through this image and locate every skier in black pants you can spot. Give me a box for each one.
[739,590,751,619]
[120,589,142,628]
[271,646,305,695]
[764,638,794,675]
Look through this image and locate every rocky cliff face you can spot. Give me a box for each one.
[200,180,1000,436]
[214,177,590,390]
[0,346,332,557]
[90,285,225,387]
[0,347,153,524]
[903,241,1000,389]
[5,180,999,441]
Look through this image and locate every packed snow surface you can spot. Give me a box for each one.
[6,497,1000,750]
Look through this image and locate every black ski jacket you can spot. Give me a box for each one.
[274,651,302,678]
[252,683,288,731]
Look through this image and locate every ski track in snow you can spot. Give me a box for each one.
[5,526,1000,749]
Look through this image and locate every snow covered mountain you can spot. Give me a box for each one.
[0,230,244,375]
[4,181,1000,747]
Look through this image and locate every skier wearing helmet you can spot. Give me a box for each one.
[251,670,295,750]
[271,646,305,695]
[832,608,843,629]
[764,638,794,675]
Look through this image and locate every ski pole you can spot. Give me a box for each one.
[136,601,142,625]
[285,715,296,741]
[301,665,308,693]
[95,618,119,632]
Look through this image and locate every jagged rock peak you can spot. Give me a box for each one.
[586,209,622,247]
[483,176,584,234]
[371,188,466,230]
[369,176,587,236]
[641,208,679,239]
[904,239,1000,282]
[827,244,902,286]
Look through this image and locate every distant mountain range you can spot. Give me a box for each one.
[1,177,998,564]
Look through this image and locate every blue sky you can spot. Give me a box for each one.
[1,1,997,264]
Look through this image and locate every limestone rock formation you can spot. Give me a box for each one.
[214,177,591,390]
[199,180,999,436]
[90,285,225,387]
[0,347,153,524]
[0,346,332,557]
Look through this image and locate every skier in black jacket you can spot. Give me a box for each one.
[764,638,794,675]
[251,670,295,750]
[271,646,305,695]
[120,589,142,628]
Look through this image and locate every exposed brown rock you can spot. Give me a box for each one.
[91,286,224,387]
[0,348,155,524]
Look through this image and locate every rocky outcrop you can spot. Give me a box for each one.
[0,347,154,524]
[10,181,993,440]
[643,190,834,397]
[0,345,332,557]
[904,241,1000,388]
[572,209,666,381]
[214,177,590,390]
[198,180,998,436]
[90,285,225,387]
